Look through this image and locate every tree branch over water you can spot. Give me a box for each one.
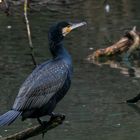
[1,115,65,140]
[88,27,140,60]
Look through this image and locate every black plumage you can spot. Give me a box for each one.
[0,21,86,126]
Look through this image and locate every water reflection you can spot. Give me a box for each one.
[87,50,140,78]
[87,52,140,78]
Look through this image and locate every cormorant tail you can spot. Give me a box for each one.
[0,110,21,126]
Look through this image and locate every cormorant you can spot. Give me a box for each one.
[0,21,86,126]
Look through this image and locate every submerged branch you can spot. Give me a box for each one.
[1,115,65,140]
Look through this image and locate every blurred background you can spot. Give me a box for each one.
[0,0,140,140]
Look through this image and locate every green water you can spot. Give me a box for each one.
[0,0,140,140]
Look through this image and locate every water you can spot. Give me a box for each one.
[0,0,140,140]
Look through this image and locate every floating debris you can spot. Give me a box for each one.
[7,25,12,29]
[105,4,110,13]
[89,47,94,50]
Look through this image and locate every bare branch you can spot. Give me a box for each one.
[24,0,37,67]
[1,116,65,140]
[87,27,140,60]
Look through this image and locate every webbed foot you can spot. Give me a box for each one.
[50,112,65,122]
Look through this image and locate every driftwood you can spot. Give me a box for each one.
[87,27,140,60]
[87,27,140,104]
[1,115,65,140]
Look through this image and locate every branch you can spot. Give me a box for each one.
[1,116,65,140]
[126,92,140,103]
[87,27,140,60]
[24,0,37,67]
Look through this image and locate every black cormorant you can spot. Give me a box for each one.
[0,21,86,126]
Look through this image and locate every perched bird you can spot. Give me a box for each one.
[0,21,86,126]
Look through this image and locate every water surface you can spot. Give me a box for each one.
[0,0,140,140]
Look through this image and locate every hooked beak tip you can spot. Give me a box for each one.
[70,21,87,30]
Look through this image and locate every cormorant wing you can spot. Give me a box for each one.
[12,59,69,111]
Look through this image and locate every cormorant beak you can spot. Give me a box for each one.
[62,22,87,36]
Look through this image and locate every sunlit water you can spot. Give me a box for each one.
[0,0,140,140]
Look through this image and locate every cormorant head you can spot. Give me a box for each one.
[48,21,87,44]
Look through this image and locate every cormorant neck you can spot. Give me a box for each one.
[49,41,71,62]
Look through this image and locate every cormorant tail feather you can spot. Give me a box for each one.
[0,110,21,126]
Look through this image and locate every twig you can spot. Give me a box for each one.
[126,92,140,103]
[24,0,37,67]
[1,116,65,140]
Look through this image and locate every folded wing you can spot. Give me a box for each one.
[13,60,68,111]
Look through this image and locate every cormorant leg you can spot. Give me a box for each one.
[37,118,44,126]
[37,118,46,138]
